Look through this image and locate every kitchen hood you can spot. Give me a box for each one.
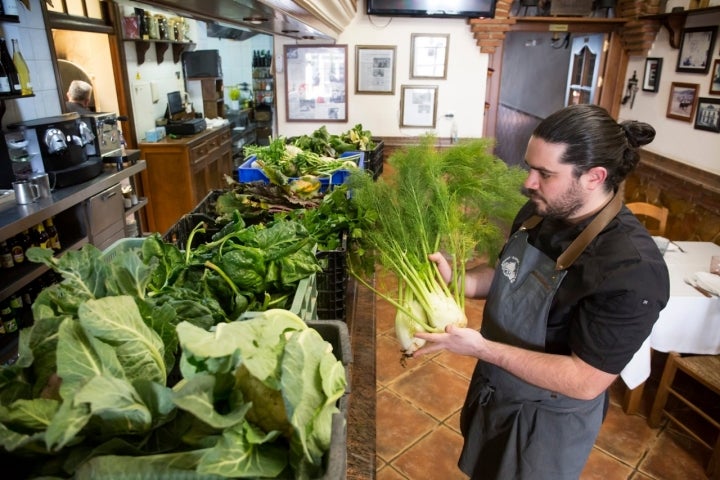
[135,0,356,40]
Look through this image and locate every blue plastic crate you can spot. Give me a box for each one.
[238,151,365,190]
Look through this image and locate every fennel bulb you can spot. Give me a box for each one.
[348,136,526,359]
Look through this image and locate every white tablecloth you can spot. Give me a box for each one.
[620,241,720,389]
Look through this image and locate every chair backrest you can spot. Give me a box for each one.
[626,202,669,236]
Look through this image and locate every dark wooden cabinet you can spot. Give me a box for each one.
[139,126,232,233]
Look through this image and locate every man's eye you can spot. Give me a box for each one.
[539,172,551,179]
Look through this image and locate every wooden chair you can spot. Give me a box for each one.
[626,202,669,236]
[648,352,720,479]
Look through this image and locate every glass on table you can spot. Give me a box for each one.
[710,255,720,275]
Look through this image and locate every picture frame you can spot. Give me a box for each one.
[410,34,449,79]
[666,82,699,122]
[694,97,720,132]
[710,59,720,95]
[675,26,717,74]
[642,57,662,92]
[283,44,348,122]
[355,45,396,95]
[400,85,438,128]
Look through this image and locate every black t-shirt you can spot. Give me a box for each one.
[508,200,670,374]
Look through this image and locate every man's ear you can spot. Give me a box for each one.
[584,166,608,190]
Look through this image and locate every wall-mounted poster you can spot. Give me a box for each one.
[284,45,348,122]
[356,45,396,94]
[400,85,438,128]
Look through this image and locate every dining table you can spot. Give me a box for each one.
[620,240,720,414]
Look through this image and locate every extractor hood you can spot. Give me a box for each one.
[135,0,356,40]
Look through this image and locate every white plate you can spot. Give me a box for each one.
[693,272,720,296]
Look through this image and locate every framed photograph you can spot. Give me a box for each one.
[410,34,449,79]
[642,57,662,92]
[284,44,348,122]
[694,97,720,132]
[676,26,717,74]
[400,85,438,128]
[355,45,396,95]
[666,82,699,122]
[710,59,720,95]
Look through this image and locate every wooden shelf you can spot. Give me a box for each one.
[124,39,195,65]
[640,7,720,48]
[511,16,627,32]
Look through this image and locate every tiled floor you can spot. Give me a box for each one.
[373,279,715,479]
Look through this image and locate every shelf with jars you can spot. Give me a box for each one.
[121,7,195,65]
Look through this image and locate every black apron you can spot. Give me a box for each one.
[458,193,622,480]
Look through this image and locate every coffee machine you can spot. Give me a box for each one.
[79,112,122,160]
[10,113,103,188]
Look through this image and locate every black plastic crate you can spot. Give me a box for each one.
[316,232,349,321]
[366,138,384,180]
[162,213,221,248]
[191,189,226,216]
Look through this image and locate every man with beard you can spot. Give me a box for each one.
[416,104,670,479]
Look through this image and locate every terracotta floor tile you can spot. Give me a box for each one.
[388,361,468,421]
[392,425,469,480]
[434,350,478,379]
[638,428,711,480]
[376,389,437,461]
[594,402,658,467]
[446,410,462,434]
[376,334,428,386]
[580,447,634,480]
[376,298,396,335]
[376,464,408,480]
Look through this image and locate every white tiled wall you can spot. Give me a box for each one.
[1,0,61,128]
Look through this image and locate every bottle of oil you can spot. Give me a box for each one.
[11,39,32,95]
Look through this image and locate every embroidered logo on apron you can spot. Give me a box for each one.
[501,256,520,283]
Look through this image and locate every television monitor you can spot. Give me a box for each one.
[367,0,496,18]
[167,91,184,118]
[181,49,222,78]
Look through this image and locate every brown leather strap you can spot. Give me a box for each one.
[518,192,624,271]
[556,192,623,270]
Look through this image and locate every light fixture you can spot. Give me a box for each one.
[243,16,269,24]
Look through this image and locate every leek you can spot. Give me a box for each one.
[348,136,526,357]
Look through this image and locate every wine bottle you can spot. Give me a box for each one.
[31,223,49,249]
[0,52,10,95]
[0,38,20,95]
[0,241,13,269]
[11,39,31,95]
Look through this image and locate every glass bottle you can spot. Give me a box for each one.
[0,240,13,269]
[0,53,10,95]
[1,303,18,334]
[10,231,29,264]
[31,223,49,249]
[0,37,19,95]
[11,39,31,95]
[45,217,61,252]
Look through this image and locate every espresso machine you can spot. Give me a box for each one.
[10,113,104,188]
[78,112,122,160]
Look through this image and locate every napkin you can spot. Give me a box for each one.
[692,272,720,296]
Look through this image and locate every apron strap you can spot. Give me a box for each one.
[556,191,623,270]
[518,192,624,271]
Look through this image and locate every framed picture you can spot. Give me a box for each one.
[676,26,717,74]
[694,97,720,132]
[355,45,396,95]
[284,44,348,122]
[710,59,720,95]
[642,57,662,92]
[400,85,438,128]
[410,34,449,79]
[666,82,699,122]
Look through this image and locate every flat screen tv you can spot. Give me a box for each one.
[181,49,222,78]
[367,0,496,18]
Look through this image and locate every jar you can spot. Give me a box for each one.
[167,18,176,41]
[156,15,167,40]
[142,11,151,39]
[147,14,159,39]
